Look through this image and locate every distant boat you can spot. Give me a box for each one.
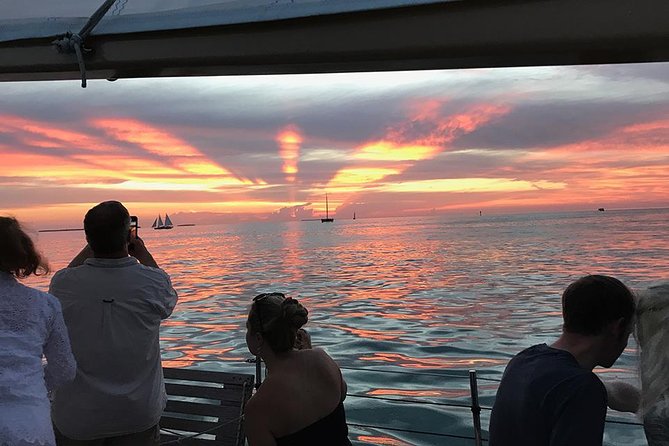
[321,193,334,223]
[598,208,605,212]
[152,214,174,230]
[353,212,356,220]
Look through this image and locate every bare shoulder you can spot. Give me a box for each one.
[311,348,338,367]
[299,348,342,382]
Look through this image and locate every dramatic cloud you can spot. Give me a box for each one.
[1,63,668,227]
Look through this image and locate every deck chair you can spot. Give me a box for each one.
[160,367,254,446]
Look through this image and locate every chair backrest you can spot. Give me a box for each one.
[160,367,254,446]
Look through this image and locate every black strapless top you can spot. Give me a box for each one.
[276,401,352,446]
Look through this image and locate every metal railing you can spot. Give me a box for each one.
[163,356,644,445]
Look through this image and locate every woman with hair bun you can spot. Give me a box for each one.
[0,217,76,446]
[244,292,352,446]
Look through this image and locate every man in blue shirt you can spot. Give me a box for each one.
[489,275,635,446]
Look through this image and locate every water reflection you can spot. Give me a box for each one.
[24,208,669,445]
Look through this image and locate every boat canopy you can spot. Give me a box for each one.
[0,0,450,43]
[1,0,668,84]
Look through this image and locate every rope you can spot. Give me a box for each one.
[159,415,244,445]
[606,419,644,427]
[339,365,501,382]
[51,0,118,88]
[348,422,489,442]
[347,393,493,411]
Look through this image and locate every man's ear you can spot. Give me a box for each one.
[610,317,628,338]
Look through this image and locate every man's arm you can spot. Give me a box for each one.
[603,380,640,413]
[550,374,608,446]
[129,237,159,268]
[67,245,93,268]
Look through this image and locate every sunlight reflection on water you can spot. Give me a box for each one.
[26,208,669,445]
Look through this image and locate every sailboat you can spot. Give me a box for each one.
[321,194,334,223]
[152,214,174,230]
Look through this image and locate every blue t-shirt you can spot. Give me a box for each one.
[489,344,608,446]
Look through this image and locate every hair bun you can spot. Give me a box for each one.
[281,298,308,329]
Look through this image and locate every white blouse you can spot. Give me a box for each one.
[0,272,76,446]
[645,398,669,446]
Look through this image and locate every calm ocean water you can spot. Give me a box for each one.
[25,208,669,445]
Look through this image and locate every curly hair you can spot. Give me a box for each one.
[248,292,309,353]
[0,217,49,279]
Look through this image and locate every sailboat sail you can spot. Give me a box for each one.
[321,193,334,222]
[153,213,174,229]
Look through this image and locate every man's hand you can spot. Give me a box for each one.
[129,237,159,268]
[295,328,312,350]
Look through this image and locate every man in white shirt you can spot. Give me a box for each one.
[49,201,178,445]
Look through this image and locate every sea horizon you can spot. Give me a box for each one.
[26,204,669,232]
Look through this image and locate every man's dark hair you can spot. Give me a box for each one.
[84,201,130,255]
[562,275,635,336]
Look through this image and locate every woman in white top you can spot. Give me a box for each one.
[0,217,76,446]
[605,281,669,446]
[636,281,669,445]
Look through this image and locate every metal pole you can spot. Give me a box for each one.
[469,369,483,446]
[255,356,262,390]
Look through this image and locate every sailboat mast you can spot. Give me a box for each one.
[326,193,329,219]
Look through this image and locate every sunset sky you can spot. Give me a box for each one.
[1,63,668,228]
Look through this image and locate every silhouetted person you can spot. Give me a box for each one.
[49,201,178,445]
[489,275,635,446]
[244,292,351,446]
[0,217,76,446]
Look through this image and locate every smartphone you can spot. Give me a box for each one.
[130,216,139,239]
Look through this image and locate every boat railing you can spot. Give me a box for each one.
[161,357,644,445]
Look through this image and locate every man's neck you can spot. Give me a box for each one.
[94,249,129,259]
[551,333,601,371]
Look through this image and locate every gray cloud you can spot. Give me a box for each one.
[451,101,669,150]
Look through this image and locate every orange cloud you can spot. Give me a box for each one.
[386,103,510,147]
[276,125,303,182]
[0,114,120,153]
[381,178,566,194]
[0,148,113,180]
[324,102,512,205]
[91,118,249,182]
[353,141,440,161]
[329,167,401,187]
